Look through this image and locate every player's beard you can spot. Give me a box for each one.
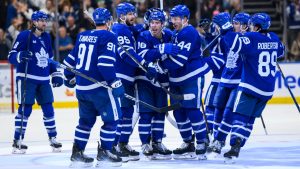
[126,19,134,26]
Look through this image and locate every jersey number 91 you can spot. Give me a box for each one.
[76,42,116,71]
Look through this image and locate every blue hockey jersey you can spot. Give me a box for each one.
[111,23,145,85]
[63,29,119,94]
[136,28,173,87]
[219,31,243,88]
[238,32,285,100]
[203,36,225,85]
[8,30,57,84]
[161,25,210,86]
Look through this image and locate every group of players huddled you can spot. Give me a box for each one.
[8,1,285,167]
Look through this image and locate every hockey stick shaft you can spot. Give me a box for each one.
[276,62,300,113]
[49,59,179,113]
[201,33,221,56]
[260,116,268,135]
[117,43,189,101]
[19,30,33,149]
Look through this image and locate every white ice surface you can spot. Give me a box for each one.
[0,104,300,169]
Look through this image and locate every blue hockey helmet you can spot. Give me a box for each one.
[149,10,165,23]
[31,11,49,21]
[249,13,271,30]
[93,7,112,25]
[233,12,250,25]
[116,2,136,18]
[212,12,233,30]
[144,8,162,25]
[170,5,190,19]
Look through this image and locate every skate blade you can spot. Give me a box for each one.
[69,161,93,168]
[207,152,221,159]
[52,147,62,153]
[128,155,140,161]
[197,154,207,160]
[95,161,122,167]
[224,157,237,164]
[119,156,129,163]
[173,152,197,160]
[12,148,26,154]
[151,154,172,160]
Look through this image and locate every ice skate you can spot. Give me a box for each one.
[118,142,140,161]
[49,137,62,152]
[195,143,207,160]
[112,145,130,162]
[12,140,28,154]
[141,144,153,158]
[151,142,172,160]
[69,143,94,168]
[172,142,196,159]
[96,146,122,167]
[207,140,224,159]
[224,139,241,164]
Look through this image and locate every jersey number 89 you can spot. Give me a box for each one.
[258,51,277,77]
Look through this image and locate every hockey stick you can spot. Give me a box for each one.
[18,30,33,149]
[276,63,300,113]
[49,59,180,113]
[82,10,193,101]
[201,33,221,57]
[260,116,268,135]
[117,43,196,101]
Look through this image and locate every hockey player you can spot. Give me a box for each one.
[223,13,285,163]
[63,8,123,167]
[111,2,164,161]
[207,12,250,156]
[199,18,225,137]
[8,11,63,154]
[151,5,210,160]
[232,12,251,34]
[136,10,178,160]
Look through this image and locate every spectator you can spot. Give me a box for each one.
[0,28,11,60]
[0,0,9,29]
[66,14,79,43]
[5,0,18,29]
[201,0,222,19]
[7,17,23,43]
[290,31,300,61]
[286,0,300,48]
[58,3,73,26]
[18,0,33,21]
[28,0,46,11]
[58,26,73,62]
[41,0,55,33]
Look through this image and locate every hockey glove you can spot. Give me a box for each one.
[17,51,33,63]
[144,62,158,81]
[159,43,180,56]
[51,72,63,88]
[64,76,76,88]
[110,79,125,98]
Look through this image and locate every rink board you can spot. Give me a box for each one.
[0,62,299,110]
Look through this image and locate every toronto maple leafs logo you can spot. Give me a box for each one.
[35,47,49,68]
[226,50,239,69]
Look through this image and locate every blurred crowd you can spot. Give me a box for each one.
[0,0,299,62]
